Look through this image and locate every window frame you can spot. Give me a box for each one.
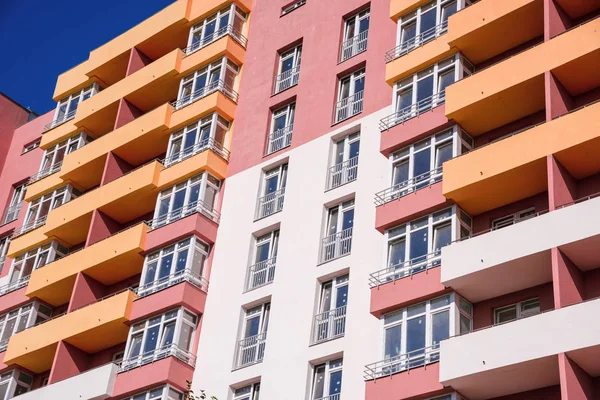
[0,302,52,350]
[176,57,239,108]
[494,297,541,324]
[266,103,295,154]
[3,184,26,225]
[0,370,34,399]
[281,0,306,16]
[233,382,261,400]
[241,303,270,340]
[38,132,90,176]
[53,83,100,123]
[24,185,80,229]
[325,199,355,237]
[491,207,537,230]
[8,241,68,288]
[126,385,184,400]
[187,4,247,53]
[21,140,40,154]
[311,358,343,400]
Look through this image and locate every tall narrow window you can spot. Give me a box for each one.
[33,133,90,182]
[312,359,343,400]
[7,242,68,293]
[0,303,52,351]
[2,185,26,225]
[186,4,247,54]
[175,58,239,109]
[328,133,360,190]
[335,69,365,123]
[313,275,348,343]
[341,9,370,61]
[0,236,9,271]
[266,103,295,155]
[246,230,279,291]
[274,45,302,94]
[320,200,354,262]
[22,186,80,234]
[234,383,261,400]
[255,164,287,219]
[235,303,270,368]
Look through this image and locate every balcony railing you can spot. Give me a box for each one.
[2,203,22,225]
[148,199,221,229]
[183,24,248,56]
[273,65,300,94]
[170,80,239,110]
[234,332,267,369]
[0,275,31,297]
[315,395,341,400]
[119,344,196,372]
[385,21,448,63]
[245,257,277,292]
[266,125,293,155]
[312,305,347,344]
[379,91,445,131]
[163,137,230,167]
[364,345,440,380]
[12,216,47,238]
[255,188,285,220]
[335,90,364,123]
[43,109,76,132]
[374,167,443,206]
[0,338,9,352]
[319,227,353,264]
[341,29,369,62]
[369,251,441,288]
[29,162,63,184]
[327,156,359,190]
[135,269,208,298]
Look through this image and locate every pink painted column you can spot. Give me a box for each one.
[126,48,152,77]
[67,272,107,312]
[544,0,572,41]
[558,353,595,399]
[100,152,133,186]
[113,98,143,131]
[547,155,576,210]
[551,248,584,309]
[48,341,90,384]
[85,209,123,247]
[544,72,573,121]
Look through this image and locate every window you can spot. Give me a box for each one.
[112,350,125,363]
[266,103,295,155]
[235,303,270,368]
[122,308,197,370]
[153,172,221,227]
[3,185,26,224]
[0,237,9,271]
[335,69,365,123]
[187,4,247,54]
[0,303,52,351]
[246,230,279,291]
[0,370,33,399]
[320,200,354,262]
[312,358,343,400]
[328,133,360,190]
[34,133,90,181]
[139,236,209,296]
[127,386,184,400]
[274,45,302,94]
[255,164,287,219]
[176,57,239,109]
[341,9,370,61]
[22,186,80,233]
[52,84,100,126]
[281,0,305,16]
[492,208,536,230]
[494,298,540,324]
[165,113,230,166]
[313,275,348,343]
[233,383,260,400]
[7,242,68,293]
[21,140,40,154]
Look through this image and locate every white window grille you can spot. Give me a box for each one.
[320,200,354,263]
[245,230,278,291]
[234,303,270,369]
[334,69,364,123]
[274,45,302,94]
[266,103,294,155]
[255,164,287,220]
[327,133,360,190]
[340,9,370,61]
[312,275,348,344]
[185,4,247,55]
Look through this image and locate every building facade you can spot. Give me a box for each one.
[0,0,599,399]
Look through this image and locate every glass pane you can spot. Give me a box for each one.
[438,70,455,94]
[406,315,426,354]
[245,316,260,338]
[433,223,452,251]
[384,324,401,359]
[416,75,434,105]
[143,325,160,354]
[393,161,410,187]
[432,310,450,346]
[460,314,471,334]
[1,319,15,341]
[144,261,158,285]
[177,323,194,351]
[420,8,437,39]
[441,2,458,23]
[161,323,176,346]
[128,334,143,358]
[389,239,406,268]
[158,253,174,280]
[329,370,343,395]
[401,22,417,44]
[495,306,517,324]
[175,249,188,273]
[335,285,348,308]
[349,140,360,159]
[435,143,453,168]
[312,366,325,399]
[256,241,271,263]
[409,227,428,261]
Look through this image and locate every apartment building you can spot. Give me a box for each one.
[0,0,599,399]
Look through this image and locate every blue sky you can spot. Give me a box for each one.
[0,0,176,114]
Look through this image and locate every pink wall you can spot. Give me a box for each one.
[129,282,207,323]
[0,288,31,315]
[544,0,572,41]
[227,0,396,176]
[490,385,561,400]
[48,341,90,384]
[583,268,600,300]
[145,213,219,252]
[551,248,584,308]
[0,95,32,176]
[471,192,548,233]
[547,155,576,210]
[365,362,446,400]
[558,353,595,399]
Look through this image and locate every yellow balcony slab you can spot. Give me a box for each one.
[390,0,431,21]
[5,290,136,373]
[443,100,600,215]
[40,119,80,150]
[26,223,148,307]
[158,149,229,190]
[446,17,600,135]
[24,173,68,203]
[7,227,51,260]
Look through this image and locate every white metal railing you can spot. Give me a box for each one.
[315,395,341,400]
[170,80,239,110]
[385,21,448,62]
[245,257,277,292]
[29,162,63,184]
[379,91,445,131]
[369,251,441,288]
[2,203,22,225]
[266,125,293,155]
[135,269,208,297]
[163,137,230,167]
[312,305,347,344]
[341,29,369,61]
[255,188,285,220]
[335,90,364,123]
[118,344,196,372]
[234,332,267,369]
[327,156,359,190]
[320,227,353,263]
[0,275,31,297]
[364,345,440,380]
[148,199,221,229]
[273,65,300,94]
[44,109,77,132]
[12,216,47,238]
[374,167,443,206]
[183,24,248,55]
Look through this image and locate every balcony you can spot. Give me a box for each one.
[2,203,21,225]
[273,66,300,95]
[380,92,447,132]
[28,162,63,184]
[11,216,47,238]
[365,345,440,380]
[326,156,358,191]
[265,125,293,156]
[183,24,248,56]
[255,188,285,220]
[149,199,221,231]
[119,343,196,372]
[311,305,346,344]
[334,91,364,124]
[244,257,276,292]
[233,332,266,369]
[385,21,448,63]
[4,290,135,373]
[43,110,77,133]
[340,30,368,62]
[164,137,230,167]
[171,80,239,111]
[0,276,30,298]
[135,269,208,298]
[319,228,353,264]
[375,167,443,207]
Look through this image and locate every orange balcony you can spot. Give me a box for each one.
[26,223,148,307]
[446,17,600,135]
[4,290,135,373]
[390,0,431,21]
[443,100,600,215]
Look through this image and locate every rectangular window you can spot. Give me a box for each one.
[186,4,247,54]
[328,133,360,190]
[51,84,100,128]
[311,358,343,400]
[255,164,287,220]
[320,200,354,263]
[21,140,40,154]
[266,103,295,155]
[33,132,91,182]
[246,230,279,291]
[7,242,68,293]
[0,303,52,351]
[139,236,209,296]
[21,186,80,234]
[335,69,365,123]
[0,370,33,399]
[281,0,305,16]
[126,385,184,400]
[491,208,536,230]
[153,172,221,227]
[176,57,239,109]
[233,383,260,400]
[122,308,197,370]
[341,9,370,61]
[2,185,26,225]
[235,303,270,368]
[494,298,540,324]
[274,45,302,94]
[313,275,348,343]
[0,236,9,271]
